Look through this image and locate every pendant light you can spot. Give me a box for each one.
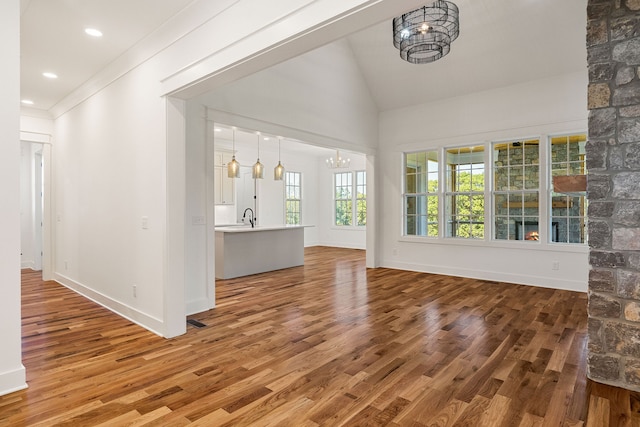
[252,132,264,179]
[227,127,240,178]
[274,137,285,180]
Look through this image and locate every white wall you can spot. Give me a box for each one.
[192,39,379,155]
[317,154,367,249]
[20,113,54,138]
[379,71,590,291]
[185,103,210,315]
[0,0,26,396]
[45,0,403,336]
[53,56,169,333]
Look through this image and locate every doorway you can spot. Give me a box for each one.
[20,141,44,272]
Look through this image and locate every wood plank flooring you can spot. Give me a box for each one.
[1,246,638,426]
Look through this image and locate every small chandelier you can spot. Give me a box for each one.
[326,150,350,169]
[274,137,285,180]
[227,127,240,178]
[252,132,264,179]
[392,1,460,64]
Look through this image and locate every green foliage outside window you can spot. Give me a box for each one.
[450,169,485,238]
[334,171,366,226]
[404,151,439,236]
[446,146,485,239]
[285,172,301,225]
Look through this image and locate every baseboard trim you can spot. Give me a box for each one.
[20,261,35,269]
[0,365,27,397]
[381,259,587,292]
[186,297,214,316]
[53,273,165,337]
[316,242,366,250]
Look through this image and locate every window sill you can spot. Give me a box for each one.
[397,235,589,253]
[331,226,366,231]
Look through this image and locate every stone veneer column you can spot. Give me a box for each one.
[587,0,640,391]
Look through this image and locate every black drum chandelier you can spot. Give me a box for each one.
[392,1,460,64]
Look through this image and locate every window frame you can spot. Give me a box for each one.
[284,171,302,225]
[333,170,366,227]
[548,133,588,245]
[403,150,439,237]
[444,145,486,239]
[400,132,588,250]
[355,170,367,226]
[491,138,541,242]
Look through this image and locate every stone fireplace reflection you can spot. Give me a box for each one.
[515,221,558,241]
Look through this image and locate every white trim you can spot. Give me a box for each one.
[397,235,589,254]
[382,259,587,293]
[203,108,377,156]
[205,109,217,313]
[0,367,27,396]
[54,273,164,336]
[164,0,426,99]
[316,242,366,250]
[164,97,187,338]
[186,297,212,316]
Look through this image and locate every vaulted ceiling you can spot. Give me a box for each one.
[20,0,587,115]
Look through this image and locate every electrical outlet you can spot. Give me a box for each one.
[392,248,398,256]
[141,216,149,229]
[64,260,68,270]
[133,285,137,298]
[552,261,560,271]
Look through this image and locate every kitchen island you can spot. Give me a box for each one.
[214,225,307,279]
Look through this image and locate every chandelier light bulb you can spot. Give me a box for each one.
[326,150,351,169]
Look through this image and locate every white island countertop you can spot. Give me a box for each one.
[214,224,311,233]
[214,225,311,279]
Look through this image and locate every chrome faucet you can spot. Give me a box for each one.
[242,208,255,228]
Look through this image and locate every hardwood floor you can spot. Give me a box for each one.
[1,246,638,426]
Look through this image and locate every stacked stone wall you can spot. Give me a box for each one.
[587,0,640,391]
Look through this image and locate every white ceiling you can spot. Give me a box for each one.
[20,0,194,110]
[20,0,588,141]
[347,0,587,111]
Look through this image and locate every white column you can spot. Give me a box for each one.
[0,0,27,396]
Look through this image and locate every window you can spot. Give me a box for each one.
[404,151,438,236]
[334,171,366,226]
[445,146,485,238]
[403,133,586,245]
[356,171,367,226]
[550,134,587,244]
[493,139,540,241]
[285,171,301,225]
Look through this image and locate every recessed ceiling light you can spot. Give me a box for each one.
[42,72,58,79]
[21,99,34,105]
[85,28,103,37]
[214,128,222,132]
